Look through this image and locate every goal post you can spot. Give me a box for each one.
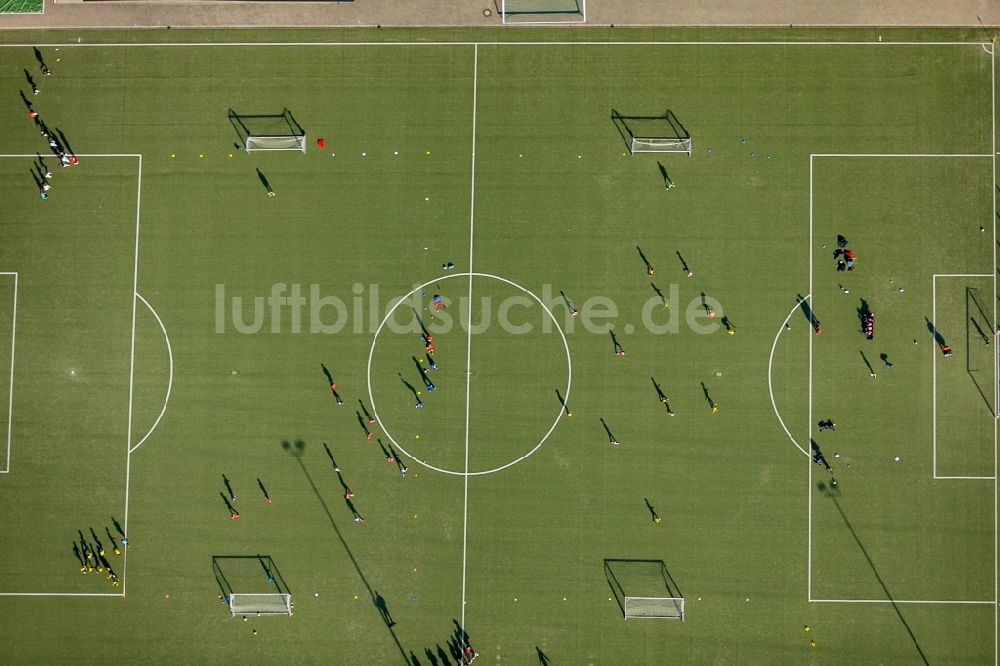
[500,0,586,24]
[604,558,685,621]
[214,555,293,617]
[612,109,692,155]
[228,593,293,617]
[228,108,307,154]
[623,595,685,620]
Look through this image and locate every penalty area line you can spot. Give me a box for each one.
[0,592,124,597]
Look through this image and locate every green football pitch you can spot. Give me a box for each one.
[0,28,998,664]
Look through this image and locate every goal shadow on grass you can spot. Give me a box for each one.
[227,107,305,150]
[603,558,684,619]
[610,109,690,154]
[212,554,290,598]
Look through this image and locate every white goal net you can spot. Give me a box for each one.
[228,593,293,616]
[630,137,692,155]
[500,0,586,24]
[246,135,307,153]
[624,595,685,620]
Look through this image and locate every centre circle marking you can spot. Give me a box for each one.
[366,272,572,476]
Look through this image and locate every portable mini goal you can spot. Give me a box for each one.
[214,555,293,617]
[612,109,692,155]
[228,108,307,154]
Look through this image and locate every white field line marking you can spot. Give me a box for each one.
[0,153,142,158]
[365,273,570,476]
[130,292,173,454]
[1,272,16,474]
[814,153,992,158]
[934,476,996,480]
[768,297,810,458]
[799,155,815,601]
[121,154,142,595]
[460,43,478,637]
[812,151,999,611]
[991,39,998,666]
[0,41,989,48]
[0,592,123,597]
[811,598,995,605]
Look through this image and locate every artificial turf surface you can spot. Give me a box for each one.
[0,27,997,664]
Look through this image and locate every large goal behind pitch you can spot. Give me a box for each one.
[612,109,692,155]
[604,559,685,620]
[228,108,307,153]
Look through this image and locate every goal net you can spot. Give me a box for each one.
[214,555,292,617]
[228,108,307,153]
[228,593,293,616]
[604,559,685,621]
[500,0,586,24]
[246,135,307,153]
[612,110,692,155]
[623,595,685,620]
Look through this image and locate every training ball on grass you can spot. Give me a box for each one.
[416,391,421,395]
[353,595,359,600]
[314,592,319,597]
[415,434,420,439]
[894,456,900,461]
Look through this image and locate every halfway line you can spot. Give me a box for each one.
[460,42,479,636]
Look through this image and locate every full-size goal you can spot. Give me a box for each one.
[604,559,685,620]
[228,108,307,153]
[612,110,692,155]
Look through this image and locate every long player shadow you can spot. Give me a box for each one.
[965,287,995,415]
[282,439,409,664]
[817,481,929,665]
